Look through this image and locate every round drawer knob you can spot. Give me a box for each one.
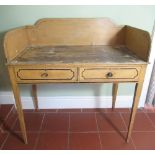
[41,73,48,77]
[106,72,113,78]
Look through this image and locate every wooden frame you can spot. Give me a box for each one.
[3,18,151,144]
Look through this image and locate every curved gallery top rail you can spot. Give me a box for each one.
[4,18,151,62]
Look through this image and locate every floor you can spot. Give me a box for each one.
[0,105,155,150]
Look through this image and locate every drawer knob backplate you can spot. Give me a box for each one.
[106,72,113,78]
[41,73,48,77]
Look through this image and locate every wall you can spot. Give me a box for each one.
[0,5,155,108]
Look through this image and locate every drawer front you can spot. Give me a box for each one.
[15,68,77,82]
[79,67,140,82]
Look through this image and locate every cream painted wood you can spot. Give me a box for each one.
[31,85,38,110]
[112,83,118,109]
[127,66,146,142]
[4,18,151,144]
[8,66,28,144]
[79,67,141,82]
